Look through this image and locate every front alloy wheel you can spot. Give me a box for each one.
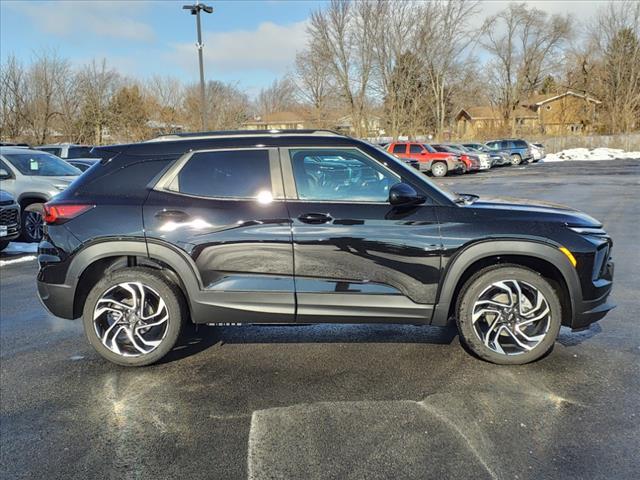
[471,280,551,356]
[21,204,44,242]
[456,265,562,364]
[83,267,185,366]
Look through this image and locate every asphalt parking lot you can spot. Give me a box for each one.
[1,159,639,480]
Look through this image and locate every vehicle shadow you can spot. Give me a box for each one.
[160,323,459,364]
[556,323,603,346]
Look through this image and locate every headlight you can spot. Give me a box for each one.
[569,226,607,236]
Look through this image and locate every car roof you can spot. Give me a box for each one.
[92,130,361,157]
[37,143,88,147]
[0,146,46,154]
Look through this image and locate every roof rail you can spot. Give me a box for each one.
[146,129,345,143]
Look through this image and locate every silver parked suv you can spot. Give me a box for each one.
[0,147,80,242]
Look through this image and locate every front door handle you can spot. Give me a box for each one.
[155,209,190,222]
[298,213,332,224]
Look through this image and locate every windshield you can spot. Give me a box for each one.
[422,144,436,153]
[2,151,80,176]
[67,146,98,159]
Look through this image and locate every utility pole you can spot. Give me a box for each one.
[183,2,213,131]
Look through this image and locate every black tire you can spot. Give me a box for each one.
[0,240,9,251]
[510,154,522,166]
[20,203,44,243]
[456,264,562,365]
[82,267,186,366]
[431,161,448,177]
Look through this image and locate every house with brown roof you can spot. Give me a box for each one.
[456,91,601,138]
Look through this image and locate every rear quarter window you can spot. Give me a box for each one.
[75,157,176,200]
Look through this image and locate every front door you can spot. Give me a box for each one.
[144,147,295,323]
[281,147,442,324]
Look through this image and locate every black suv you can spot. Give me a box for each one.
[37,131,614,366]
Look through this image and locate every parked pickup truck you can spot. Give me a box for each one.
[386,142,465,177]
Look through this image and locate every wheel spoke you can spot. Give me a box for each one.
[504,326,534,351]
[93,281,169,358]
[472,279,551,356]
[472,308,501,323]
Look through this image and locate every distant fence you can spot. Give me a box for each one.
[365,133,640,153]
[527,133,640,153]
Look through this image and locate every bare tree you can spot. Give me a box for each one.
[482,3,572,134]
[371,0,424,138]
[256,77,297,116]
[146,75,184,132]
[0,55,27,141]
[590,0,640,133]
[308,0,376,137]
[293,50,337,127]
[417,0,481,140]
[77,59,120,144]
[183,80,250,131]
[21,50,71,144]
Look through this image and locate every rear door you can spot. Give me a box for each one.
[390,143,408,159]
[144,147,295,323]
[281,146,442,324]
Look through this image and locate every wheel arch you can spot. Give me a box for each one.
[18,193,48,209]
[68,240,202,320]
[431,239,581,327]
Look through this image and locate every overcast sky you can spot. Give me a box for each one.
[0,0,609,96]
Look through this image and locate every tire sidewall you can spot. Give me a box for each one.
[457,266,562,365]
[82,268,185,367]
[510,154,522,165]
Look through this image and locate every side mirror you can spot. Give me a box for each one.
[389,183,424,206]
[0,168,10,180]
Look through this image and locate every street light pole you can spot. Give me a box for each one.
[183,2,213,131]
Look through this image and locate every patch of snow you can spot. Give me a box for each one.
[3,242,38,253]
[544,147,640,162]
[0,255,37,267]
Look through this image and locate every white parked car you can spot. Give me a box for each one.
[0,147,81,242]
[531,143,545,162]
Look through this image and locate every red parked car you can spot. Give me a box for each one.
[386,142,465,177]
[429,144,480,172]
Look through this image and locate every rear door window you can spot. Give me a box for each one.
[392,144,406,154]
[172,149,272,199]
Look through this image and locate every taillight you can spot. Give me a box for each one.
[43,203,94,224]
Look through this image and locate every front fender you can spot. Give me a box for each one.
[430,239,582,326]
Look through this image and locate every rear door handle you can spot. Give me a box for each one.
[155,210,190,222]
[298,213,332,224]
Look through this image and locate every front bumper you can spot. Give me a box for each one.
[572,260,615,330]
[0,204,21,241]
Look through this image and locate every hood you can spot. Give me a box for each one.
[468,195,601,227]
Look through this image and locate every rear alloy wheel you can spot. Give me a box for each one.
[21,203,44,243]
[83,267,186,366]
[456,265,561,365]
[510,154,522,166]
[431,162,448,177]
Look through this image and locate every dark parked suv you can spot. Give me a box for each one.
[37,130,614,366]
[486,139,534,165]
